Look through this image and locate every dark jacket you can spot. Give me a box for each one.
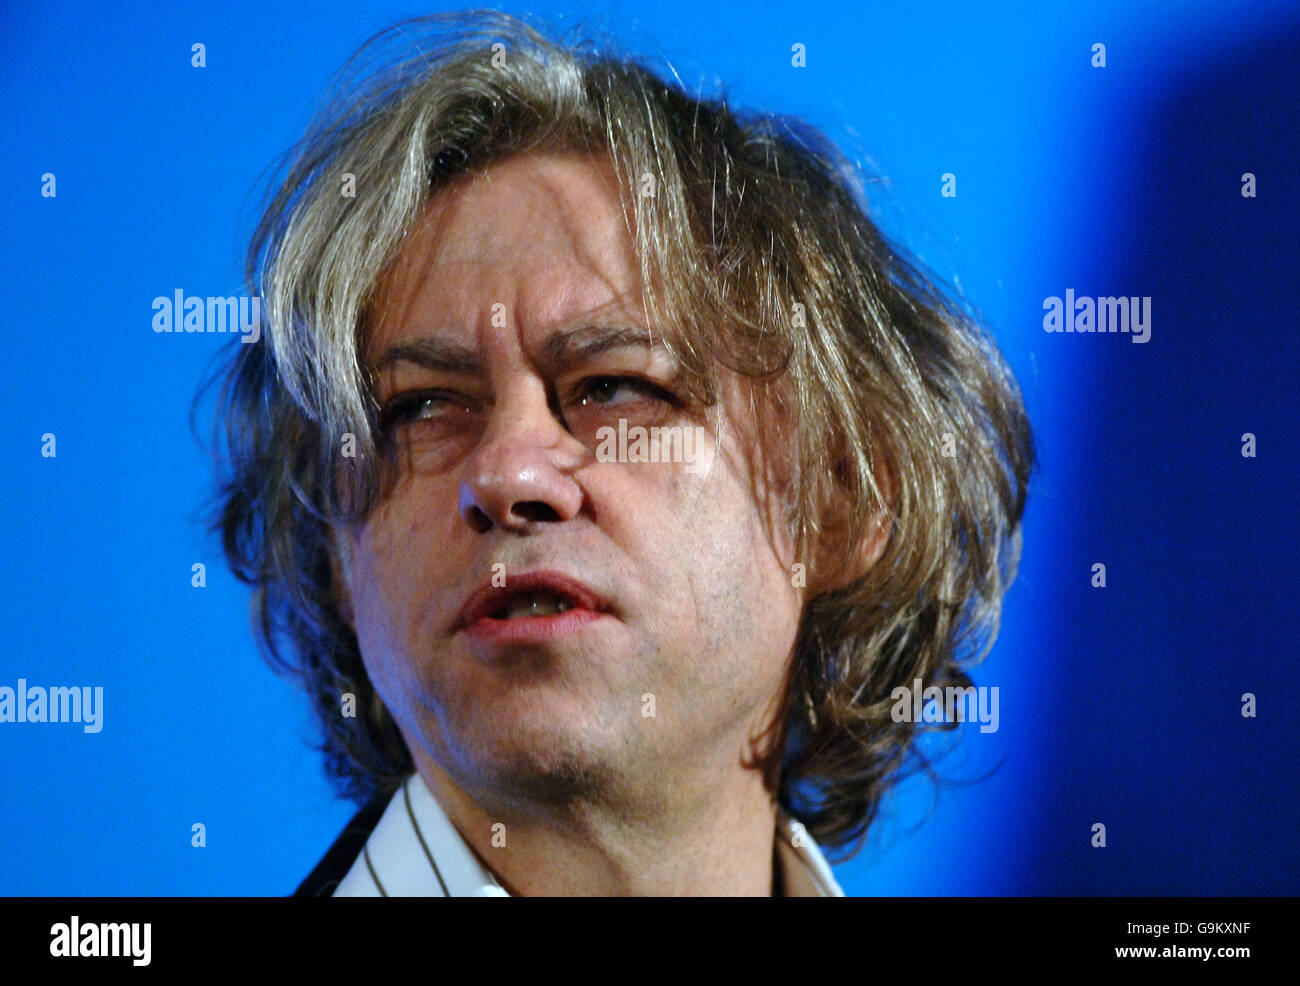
[293,790,391,897]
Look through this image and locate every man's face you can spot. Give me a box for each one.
[336,151,804,809]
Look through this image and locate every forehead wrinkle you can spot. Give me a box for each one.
[424,183,576,267]
[366,153,650,374]
[425,154,630,271]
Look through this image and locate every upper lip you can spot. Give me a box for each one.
[452,569,610,631]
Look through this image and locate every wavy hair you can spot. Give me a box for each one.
[207,9,1034,855]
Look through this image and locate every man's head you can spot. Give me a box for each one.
[213,11,1033,853]
[336,149,805,817]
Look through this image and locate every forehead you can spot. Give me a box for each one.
[366,151,643,353]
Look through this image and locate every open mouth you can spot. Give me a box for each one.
[489,590,575,620]
[454,570,607,634]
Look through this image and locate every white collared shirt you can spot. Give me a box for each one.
[334,771,844,897]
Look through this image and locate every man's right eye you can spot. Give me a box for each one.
[380,390,467,429]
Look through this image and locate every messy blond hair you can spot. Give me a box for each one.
[210,9,1034,854]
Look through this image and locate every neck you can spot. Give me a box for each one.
[411,750,780,896]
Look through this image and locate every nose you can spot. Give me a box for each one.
[458,382,586,534]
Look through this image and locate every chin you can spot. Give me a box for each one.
[455,734,619,805]
[440,703,630,804]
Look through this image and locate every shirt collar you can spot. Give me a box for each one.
[334,772,843,897]
[334,772,506,897]
[774,812,845,897]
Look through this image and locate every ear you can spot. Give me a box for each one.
[329,530,357,631]
[810,447,895,594]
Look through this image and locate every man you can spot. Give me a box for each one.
[211,11,1033,896]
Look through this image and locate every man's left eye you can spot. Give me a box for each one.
[572,376,675,407]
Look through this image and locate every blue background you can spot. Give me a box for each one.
[2,0,1296,895]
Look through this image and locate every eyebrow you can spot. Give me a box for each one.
[371,324,662,376]
[372,337,483,375]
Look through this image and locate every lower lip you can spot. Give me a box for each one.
[462,607,607,645]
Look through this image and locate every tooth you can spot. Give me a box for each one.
[503,597,532,620]
[529,594,563,617]
[497,592,570,620]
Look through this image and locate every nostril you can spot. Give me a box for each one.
[512,501,561,523]
[464,505,493,534]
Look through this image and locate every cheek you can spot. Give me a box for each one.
[344,498,442,653]
[341,501,462,732]
[343,541,402,675]
[633,442,800,667]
